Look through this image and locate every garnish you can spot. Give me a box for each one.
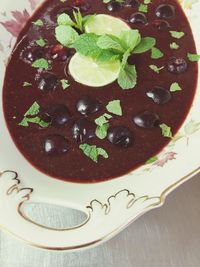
[33,19,44,27]
[57,11,96,33]
[95,113,112,139]
[187,53,200,62]
[170,82,182,92]
[138,4,148,13]
[32,58,49,70]
[60,79,70,89]
[23,82,32,87]
[159,123,173,138]
[96,123,110,139]
[55,25,79,47]
[170,42,179,49]
[56,13,156,90]
[151,47,164,59]
[95,113,112,126]
[19,102,49,128]
[118,64,137,89]
[103,0,124,3]
[149,64,164,73]
[169,31,185,39]
[144,0,151,4]
[35,38,46,47]
[79,143,108,163]
[106,100,122,116]
[146,156,158,164]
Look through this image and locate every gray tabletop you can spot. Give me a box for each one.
[0,173,200,267]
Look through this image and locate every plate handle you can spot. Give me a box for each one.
[0,171,161,251]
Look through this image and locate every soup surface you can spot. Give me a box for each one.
[3,0,198,183]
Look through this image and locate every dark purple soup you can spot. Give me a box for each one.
[3,0,198,183]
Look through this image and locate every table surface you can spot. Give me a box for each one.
[0,173,200,267]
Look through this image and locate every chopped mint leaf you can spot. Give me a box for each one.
[170,82,182,92]
[119,30,141,51]
[97,34,124,52]
[106,100,122,116]
[79,143,108,163]
[133,37,156,54]
[144,0,151,4]
[103,0,111,2]
[149,64,164,73]
[19,102,49,128]
[60,79,70,89]
[151,47,164,59]
[24,102,40,117]
[170,42,179,49]
[96,123,109,139]
[23,82,32,87]
[55,25,79,47]
[32,58,49,70]
[95,113,112,126]
[170,31,185,39]
[138,4,148,13]
[35,38,46,47]
[57,13,75,26]
[33,19,44,27]
[187,53,200,62]
[146,156,158,164]
[19,117,49,128]
[118,64,137,90]
[160,123,172,138]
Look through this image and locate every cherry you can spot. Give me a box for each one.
[146,87,172,105]
[43,135,70,155]
[133,111,160,128]
[107,126,133,148]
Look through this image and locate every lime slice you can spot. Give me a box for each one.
[85,14,130,37]
[69,53,120,87]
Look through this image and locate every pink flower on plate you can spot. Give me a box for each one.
[154,152,177,167]
[0,9,30,37]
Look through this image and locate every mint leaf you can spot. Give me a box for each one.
[96,123,109,139]
[33,19,44,27]
[79,144,108,163]
[97,34,124,52]
[118,64,137,90]
[73,8,84,32]
[35,38,46,47]
[149,64,164,73]
[95,113,112,126]
[159,123,173,138]
[19,102,49,128]
[60,79,70,89]
[55,25,79,47]
[170,31,185,39]
[57,13,75,26]
[121,49,131,67]
[144,0,151,4]
[146,156,158,164]
[170,82,182,92]
[133,37,156,54]
[170,42,179,49]
[24,102,40,116]
[139,4,148,13]
[151,47,163,59]
[32,58,49,70]
[23,82,32,87]
[119,30,141,51]
[73,33,119,62]
[187,53,200,62]
[106,100,122,116]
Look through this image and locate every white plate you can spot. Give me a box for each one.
[0,0,200,251]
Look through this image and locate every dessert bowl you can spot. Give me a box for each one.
[0,0,200,251]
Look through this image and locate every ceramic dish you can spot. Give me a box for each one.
[0,0,200,251]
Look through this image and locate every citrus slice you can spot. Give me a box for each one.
[85,14,130,37]
[69,53,121,87]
